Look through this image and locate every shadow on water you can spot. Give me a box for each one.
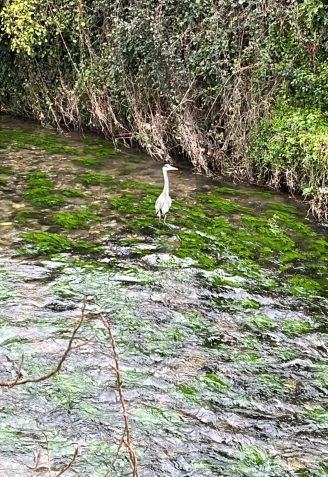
[0,115,328,476]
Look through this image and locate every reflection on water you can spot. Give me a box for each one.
[0,115,328,476]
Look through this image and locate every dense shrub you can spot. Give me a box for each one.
[1,0,328,218]
[250,106,328,219]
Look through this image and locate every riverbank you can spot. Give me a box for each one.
[1,1,328,220]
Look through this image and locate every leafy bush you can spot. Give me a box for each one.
[250,106,328,219]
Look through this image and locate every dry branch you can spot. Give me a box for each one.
[54,448,79,477]
[1,299,139,476]
[0,297,94,388]
[29,451,41,477]
[100,313,140,477]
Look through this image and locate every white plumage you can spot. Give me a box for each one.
[155,163,178,222]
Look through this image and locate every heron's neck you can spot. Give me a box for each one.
[163,169,169,195]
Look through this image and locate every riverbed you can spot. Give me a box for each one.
[0,115,327,477]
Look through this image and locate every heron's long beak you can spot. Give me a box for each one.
[170,166,178,170]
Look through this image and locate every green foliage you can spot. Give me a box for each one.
[1,0,328,218]
[250,106,328,219]
[0,0,48,55]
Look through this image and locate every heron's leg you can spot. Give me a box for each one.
[163,215,173,229]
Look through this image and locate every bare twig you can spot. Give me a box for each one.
[54,448,79,477]
[29,451,41,477]
[105,433,126,475]
[0,297,93,388]
[42,432,52,477]
[12,353,25,386]
[100,313,140,477]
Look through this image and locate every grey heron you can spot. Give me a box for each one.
[155,163,178,223]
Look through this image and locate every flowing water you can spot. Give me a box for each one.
[0,115,328,477]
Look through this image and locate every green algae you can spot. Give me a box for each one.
[174,231,216,268]
[0,428,30,454]
[0,167,12,175]
[77,173,115,186]
[304,408,328,426]
[235,297,261,310]
[117,166,135,174]
[64,258,108,270]
[26,172,52,188]
[235,220,296,262]
[110,192,158,218]
[52,209,102,230]
[256,373,288,396]
[0,266,14,301]
[110,192,139,212]
[177,383,198,396]
[134,406,183,433]
[221,259,278,290]
[242,190,274,197]
[266,201,300,214]
[297,462,328,476]
[201,373,230,392]
[122,155,147,163]
[315,364,328,392]
[288,276,324,297]
[210,272,243,288]
[2,122,328,476]
[234,352,264,371]
[60,188,85,198]
[71,157,104,168]
[72,240,101,254]
[118,178,162,194]
[233,445,284,477]
[19,232,100,255]
[20,232,71,254]
[282,320,312,336]
[0,129,78,154]
[197,193,251,214]
[266,211,316,238]
[23,172,66,208]
[14,209,41,223]
[0,177,8,186]
[274,346,300,362]
[23,189,66,208]
[83,143,115,158]
[245,313,277,333]
[214,187,238,195]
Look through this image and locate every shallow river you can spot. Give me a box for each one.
[0,115,327,477]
